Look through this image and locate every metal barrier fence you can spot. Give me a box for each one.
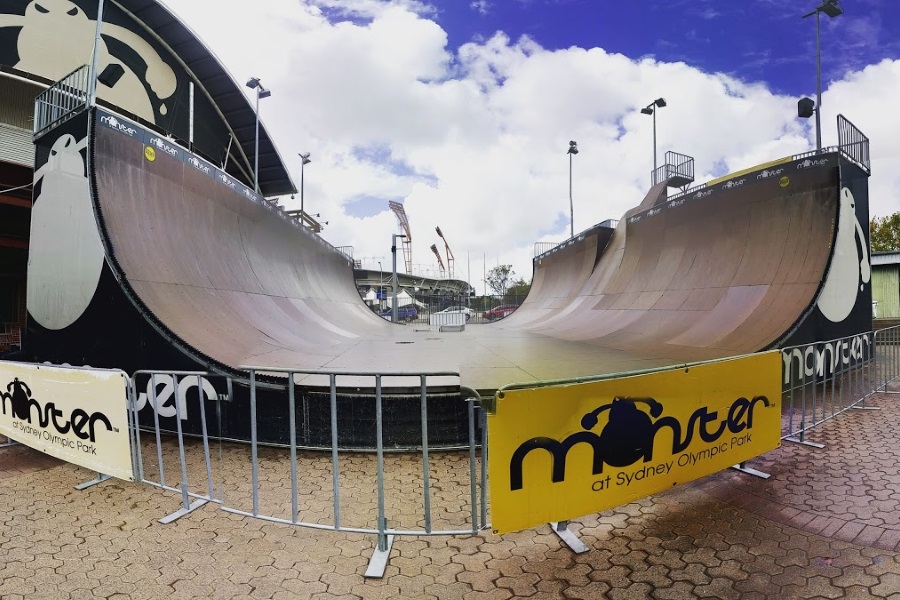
[128,370,233,522]
[127,367,488,578]
[13,330,898,576]
[780,331,879,446]
[874,325,900,392]
[33,64,91,139]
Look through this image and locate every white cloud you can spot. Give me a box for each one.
[162,0,899,287]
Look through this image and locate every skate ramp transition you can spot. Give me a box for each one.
[90,108,855,391]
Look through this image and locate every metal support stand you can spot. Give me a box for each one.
[731,462,770,480]
[0,436,17,448]
[159,498,209,524]
[851,406,880,410]
[74,472,112,490]
[784,436,826,449]
[365,518,395,578]
[550,521,589,554]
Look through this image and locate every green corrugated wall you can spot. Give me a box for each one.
[873,266,900,318]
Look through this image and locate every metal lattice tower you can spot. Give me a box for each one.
[388,201,412,273]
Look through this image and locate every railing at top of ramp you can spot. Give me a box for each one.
[33,65,91,139]
[838,114,870,175]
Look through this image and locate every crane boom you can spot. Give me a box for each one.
[430,244,446,276]
[435,226,455,279]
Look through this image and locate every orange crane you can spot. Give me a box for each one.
[430,244,446,277]
[435,226,455,279]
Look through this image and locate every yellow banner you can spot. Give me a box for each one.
[488,352,781,534]
[0,361,134,481]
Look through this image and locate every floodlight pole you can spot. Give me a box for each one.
[377,260,383,306]
[567,141,578,239]
[88,0,106,106]
[299,153,311,216]
[815,10,823,151]
[254,90,260,192]
[391,234,407,323]
[246,77,270,194]
[803,1,843,151]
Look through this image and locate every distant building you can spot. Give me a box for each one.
[872,251,900,319]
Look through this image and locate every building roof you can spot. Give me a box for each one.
[873,251,900,266]
[117,0,296,196]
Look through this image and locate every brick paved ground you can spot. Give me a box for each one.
[2,396,900,599]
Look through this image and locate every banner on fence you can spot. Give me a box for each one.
[0,361,133,480]
[488,351,781,534]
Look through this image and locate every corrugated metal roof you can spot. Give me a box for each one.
[872,252,900,266]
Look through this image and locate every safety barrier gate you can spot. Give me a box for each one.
[126,367,488,578]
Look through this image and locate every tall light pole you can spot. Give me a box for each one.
[245,77,271,194]
[391,234,407,323]
[299,152,311,216]
[567,140,578,238]
[641,98,667,182]
[802,0,843,151]
[87,0,106,106]
[377,260,383,307]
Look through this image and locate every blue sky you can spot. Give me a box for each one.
[167,0,900,284]
[432,0,897,96]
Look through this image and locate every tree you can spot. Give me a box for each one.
[485,264,514,296]
[505,278,531,303]
[871,213,900,252]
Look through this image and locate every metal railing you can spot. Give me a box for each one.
[651,150,695,187]
[129,370,234,523]
[534,241,560,257]
[838,114,871,175]
[874,325,900,392]
[33,65,91,139]
[780,332,877,445]
[128,366,489,578]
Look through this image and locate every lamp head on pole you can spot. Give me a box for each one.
[299,152,311,165]
[567,140,579,155]
[246,77,271,98]
[642,98,667,115]
[803,0,843,18]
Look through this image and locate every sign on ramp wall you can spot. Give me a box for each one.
[488,352,781,534]
[0,361,133,481]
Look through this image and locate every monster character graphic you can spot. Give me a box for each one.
[26,132,106,330]
[817,187,871,322]
[580,397,663,467]
[0,0,176,124]
[3,377,32,420]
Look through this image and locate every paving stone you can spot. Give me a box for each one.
[5,392,900,598]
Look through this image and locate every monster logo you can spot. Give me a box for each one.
[1,376,113,442]
[0,0,177,124]
[508,395,769,490]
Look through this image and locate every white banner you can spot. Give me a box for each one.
[0,361,133,481]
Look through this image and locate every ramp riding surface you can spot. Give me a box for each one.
[83,108,860,391]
